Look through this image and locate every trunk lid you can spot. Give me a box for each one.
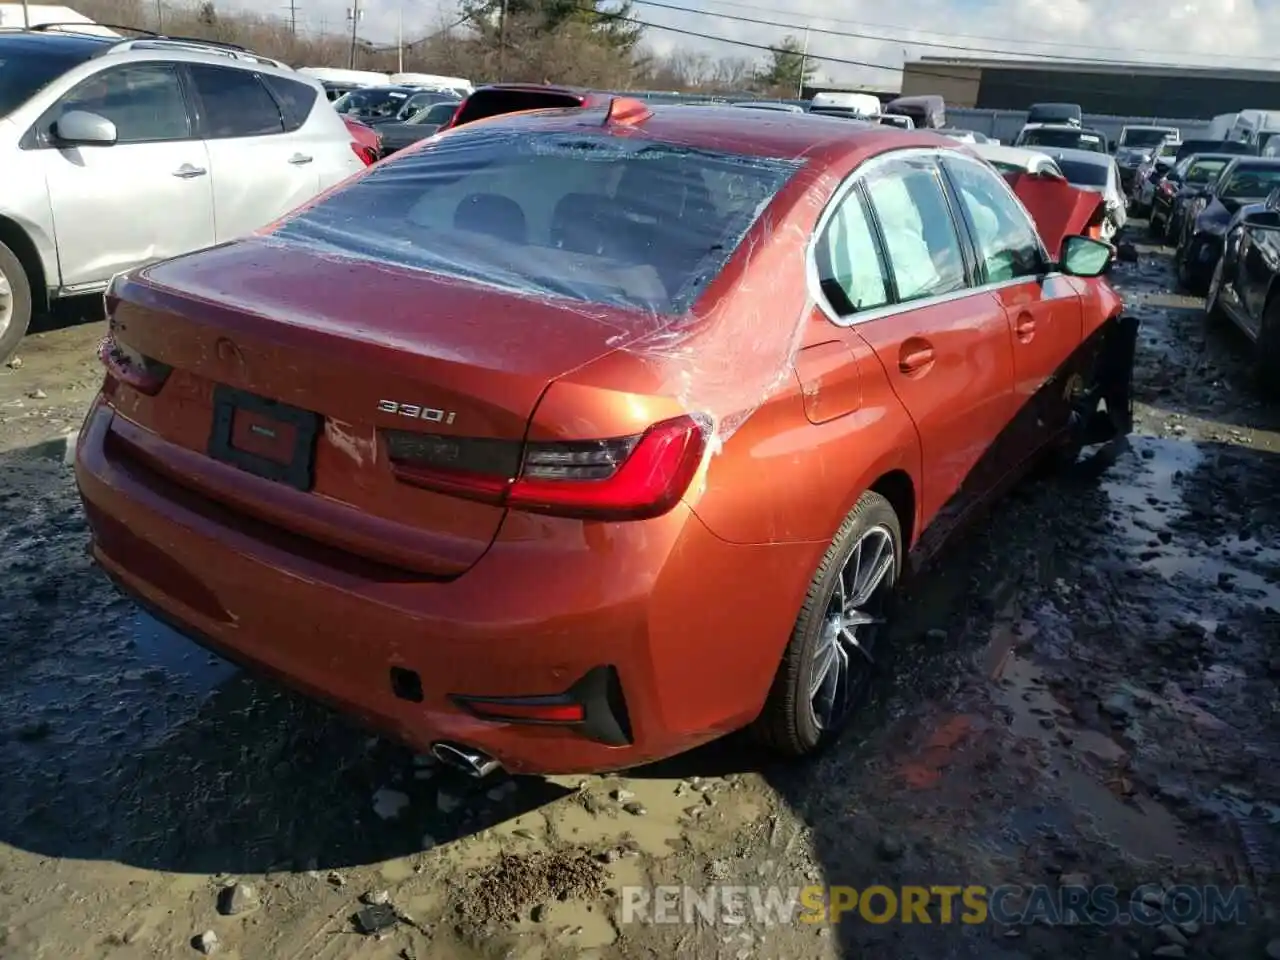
[110,237,649,576]
[1008,173,1105,258]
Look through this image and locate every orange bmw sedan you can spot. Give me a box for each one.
[76,100,1136,776]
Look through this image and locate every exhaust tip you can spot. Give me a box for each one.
[431,741,501,779]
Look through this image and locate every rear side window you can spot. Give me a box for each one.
[816,186,889,314]
[451,90,583,128]
[189,65,283,138]
[862,157,968,303]
[273,129,801,314]
[261,75,318,132]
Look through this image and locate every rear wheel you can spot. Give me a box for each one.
[0,240,32,366]
[753,491,901,757]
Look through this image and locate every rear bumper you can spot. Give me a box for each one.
[75,402,819,775]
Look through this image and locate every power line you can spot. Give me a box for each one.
[630,0,1244,69]
[592,7,1251,109]
[690,0,1276,66]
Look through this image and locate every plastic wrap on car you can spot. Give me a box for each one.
[266,122,822,447]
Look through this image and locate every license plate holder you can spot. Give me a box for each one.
[208,385,320,492]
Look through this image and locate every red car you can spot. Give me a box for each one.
[76,101,1136,776]
[436,83,610,132]
[342,115,381,165]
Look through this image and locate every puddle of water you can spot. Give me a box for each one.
[987,622,1195,863]
[1102,436,1280,606]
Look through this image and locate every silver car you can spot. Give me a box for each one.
[0,28,366,362]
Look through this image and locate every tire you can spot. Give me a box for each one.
[1257,295,1280,399]
[0,240,32,366]
[752,491,902,758]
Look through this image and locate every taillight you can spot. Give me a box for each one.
[98,330,172,396]
[351,142,375,165]
[1159,180,1177,196]
[386,414,709,521]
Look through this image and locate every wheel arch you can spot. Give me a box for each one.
[869,469,917,551]
[0,214,50,313]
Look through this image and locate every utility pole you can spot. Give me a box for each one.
[346,1,361,69]
[288,0,298,37]
[21,0,30,28]
[496,0,508,81]
[155,0,163,31]
[397,4,403,73]
[796,25,809,99]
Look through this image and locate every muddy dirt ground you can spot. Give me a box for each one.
[2,230,1279,960]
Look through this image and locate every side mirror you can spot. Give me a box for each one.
[52,110,117,146]
[1059,235,1115,277]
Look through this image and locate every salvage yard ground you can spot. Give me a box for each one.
[1,228,1280,960]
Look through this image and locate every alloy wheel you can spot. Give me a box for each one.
[808,525,895,731]
[0,267,11,340]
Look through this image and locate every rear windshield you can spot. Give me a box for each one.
[1121,128,1176,148]
[1020,128,1105,152]
[1056,159,1109,187]
[452,89,583,128]
[1186,158,1228,183]
[333,88,409,119]
[273,129,802,314]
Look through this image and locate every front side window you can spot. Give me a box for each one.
[861,156,967,303]
[189,65,284,138]
[273,128,801,315]
[942,156,1044,283]
[49,63,190,143]
[816,185,889,314]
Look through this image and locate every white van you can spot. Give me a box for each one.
[388,72,472,97]
[1206,112,1239,141]
[808,91,881,119]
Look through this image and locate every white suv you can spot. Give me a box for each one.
[0,27,368,362]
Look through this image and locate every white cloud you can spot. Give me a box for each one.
[218,0,1277,86]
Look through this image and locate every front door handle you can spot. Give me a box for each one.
[288,153,314,165]
[1015,315,1036,341]
[898,342,935,375]
[172,164,207,179]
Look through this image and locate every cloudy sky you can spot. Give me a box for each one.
[220,0,1275,86]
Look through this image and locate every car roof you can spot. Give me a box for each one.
[444,102,958,162]
[0,29,114,53]
[1023,123,1103,134]
[972,143,1054,163]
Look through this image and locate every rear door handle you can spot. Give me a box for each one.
[172,164,207,179]
[288,153,314,165]
[898,345,935,374]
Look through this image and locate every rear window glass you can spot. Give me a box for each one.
[261,74,318,131]
[1056,159,1109,187]
[1186,159,1228,183]
[272,129,801,314]
[452,89,583,127]
[1020,128,1104,151]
